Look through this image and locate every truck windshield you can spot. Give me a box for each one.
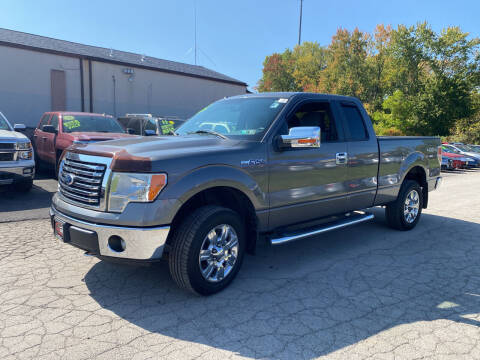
[62,115,125,133]
[0,113,11,130]
[176,97,288,139]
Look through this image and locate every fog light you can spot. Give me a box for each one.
[23,167,33,174]
[108,235,126,252]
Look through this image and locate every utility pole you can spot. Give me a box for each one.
[298,0,303,45]
[194,0,197,65]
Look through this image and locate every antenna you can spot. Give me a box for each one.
[298,0,303,45]
[194,0,197,65]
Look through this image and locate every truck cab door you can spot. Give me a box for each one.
[33,113,51,161]
[337,101,379,211]
[267,100,349,229]
[43,114,59,165]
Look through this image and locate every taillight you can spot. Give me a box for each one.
[437,146,442,164]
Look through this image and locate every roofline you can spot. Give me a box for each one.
[0,39,248,87]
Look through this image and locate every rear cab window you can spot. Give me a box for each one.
[340,104,369,141]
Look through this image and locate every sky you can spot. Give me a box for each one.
[0,0,479,90]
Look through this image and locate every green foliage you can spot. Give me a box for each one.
[257,22,480,138]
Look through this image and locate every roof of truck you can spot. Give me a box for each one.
[228,92,361,102]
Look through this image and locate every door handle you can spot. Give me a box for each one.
[42,137,47,141]
[336,152,348,165]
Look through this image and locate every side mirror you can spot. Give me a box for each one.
[126,128,136,134]
[42,124,57,134]
[144,129,156,136]
[277,126,321,150]
[13,123,26,132]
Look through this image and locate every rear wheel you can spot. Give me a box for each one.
[385,180,423,231]
[168,205,246,295]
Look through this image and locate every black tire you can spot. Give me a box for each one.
[385,180,423,231]
[168,205,246,296]
[14,178,33,192]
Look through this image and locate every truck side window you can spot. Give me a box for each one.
[39,114,50,129]
[284,102,338,142]
[341,105,368,141]
[50,115,59,131]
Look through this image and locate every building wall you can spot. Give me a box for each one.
[91,61,246,119]
[0,44,246,128]
[0,45,82,127]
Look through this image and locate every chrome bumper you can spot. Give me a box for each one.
[0,160,35,184]
[50,206,170,260]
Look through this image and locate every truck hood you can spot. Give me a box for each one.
[0,129,29,141]
[70,135,241,172]
[69,132,133,141]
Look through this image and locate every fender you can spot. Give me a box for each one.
[398,151,428,183]
[160,165,268,211]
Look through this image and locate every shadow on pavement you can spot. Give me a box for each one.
[0,168,56,219]
[84,209,480,358]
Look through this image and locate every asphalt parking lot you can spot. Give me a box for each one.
[1,169,480,359]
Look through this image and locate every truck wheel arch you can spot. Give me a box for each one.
[166,186,259,255]
[401,165,428,208]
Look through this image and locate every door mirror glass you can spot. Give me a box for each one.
[13,123,26,132]
[278,127,321,149]
[126,128,136,134]
[144,129,156,136]
[42,124,56,134]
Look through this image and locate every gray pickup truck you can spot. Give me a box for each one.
[50,93,442,295]
[0,112,35,191]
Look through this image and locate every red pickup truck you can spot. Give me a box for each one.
[33,112,132,174]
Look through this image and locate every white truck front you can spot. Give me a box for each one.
[0,112,35,191]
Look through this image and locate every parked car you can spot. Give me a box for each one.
[467,144,480,153]
[441,156,462,171]
[443,144,480,167]
[441,145,477,168]
[50,93,442,295]
[33,112,133,175]
[0,112,34,191]
[117,114,185,136]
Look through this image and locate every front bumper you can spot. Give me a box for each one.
[0,160,35,185]
[50,206,170,261]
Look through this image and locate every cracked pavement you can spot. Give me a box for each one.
[1,170,480,359]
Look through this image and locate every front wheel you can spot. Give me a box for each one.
[168,206,246,295]
[385,180,423,231]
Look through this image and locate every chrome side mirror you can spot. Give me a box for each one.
[14,123,26,132]
[278,126,321,149]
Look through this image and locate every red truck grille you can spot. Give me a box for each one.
[59,158,107,207]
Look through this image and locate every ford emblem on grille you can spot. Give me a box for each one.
[64,173,75,186]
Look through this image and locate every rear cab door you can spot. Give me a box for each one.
[336,100,379,211]
[33,113,51,161]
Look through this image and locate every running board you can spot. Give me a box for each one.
[270,212,374,245]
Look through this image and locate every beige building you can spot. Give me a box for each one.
[0,28,247,128]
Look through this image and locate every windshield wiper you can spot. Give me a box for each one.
[188,130,227,139]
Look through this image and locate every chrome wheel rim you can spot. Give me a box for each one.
[199,224,239,283]
[404,189,420,223]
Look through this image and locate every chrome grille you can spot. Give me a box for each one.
[0,152,15,161]
[0,143,15,150]
[59,154,109,208]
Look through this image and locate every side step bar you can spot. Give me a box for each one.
[270,212,374,245]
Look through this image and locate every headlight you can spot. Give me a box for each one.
[108,172,167,212]
[16,141,32,159]
[16,141,32,150]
